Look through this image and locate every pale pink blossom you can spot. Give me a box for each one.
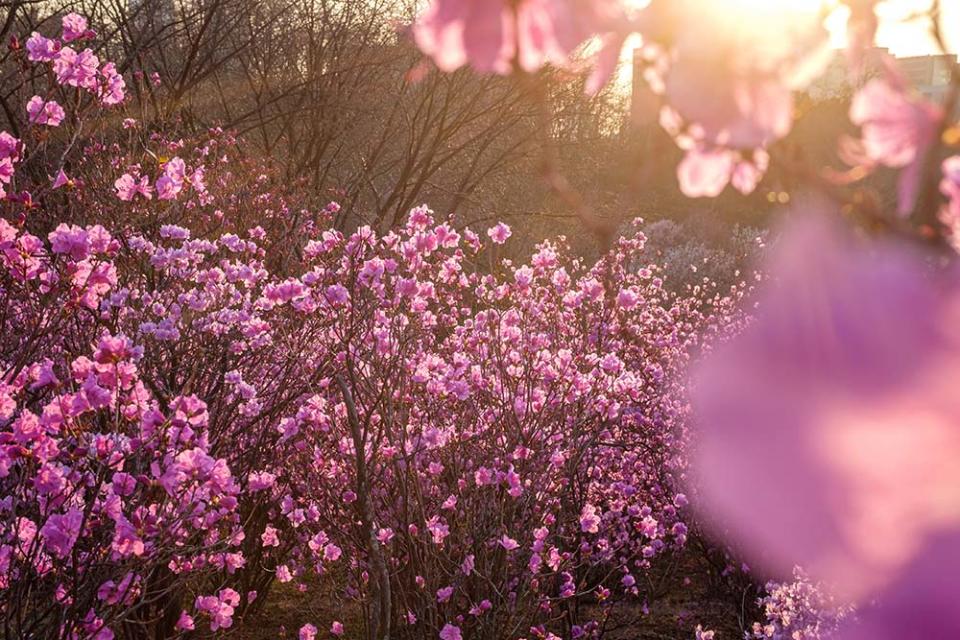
[114,173,152,201]
[487,222,511,244]
[26,32,59,62]
[677,147,768,198]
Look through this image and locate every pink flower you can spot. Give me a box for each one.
[427,516,450,545]
[852,77,939,157]
[695,625,716,640]
[692,211,960,603]
[53,47,99,89]
[114,173,152,201]
[486,222,512,244]
[323,543,342,562]
[26,96,65,127]
[247,470,276,491]
[155,176,180,200]
[261,524,280,547]
[299,623,317,640]
[48,223,89,260]
[677,147,768,198]
[849,74,942,215]
[439,623,462,640]
[52,168,70,189]
[499,534,519,550]
[0,131,19,161]
[436,585,454,602]
[175,611,195,631]
[99,62,126,106]
[40,508,84,558]
[939,156,960,248]
[579,503,600,534]
[156,157,186,200]
[413,0,612,75]
[61,13,89,42]
[194,591,236,632]
[330,620,344,636]
[26,32,60,62]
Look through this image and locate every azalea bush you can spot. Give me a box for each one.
[410,1,960,639]
[4,0,960,638]
[0,12,752,640]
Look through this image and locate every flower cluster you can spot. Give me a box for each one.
[26,14,125,110]
[747,568,853,640]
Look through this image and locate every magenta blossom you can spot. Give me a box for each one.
[487,222,512,244]
[26,96,66,126]
[40,508,84,558]
[114,173,152,201]
[26,32,60,62]
[61,13,89,43]
[53,47,99,89]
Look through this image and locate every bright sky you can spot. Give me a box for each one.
[852,0,960,56]
[615,1,958,89]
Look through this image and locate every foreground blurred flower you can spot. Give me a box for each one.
[835,531,960,639]
[413,0,619,74]
[691,210,960,605]
[848,71,942,215]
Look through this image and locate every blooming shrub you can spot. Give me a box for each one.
[258,211,744,639]
[746,568,853,640]
[409,1,960,636]
[8,1,959,637]
[0,13,748,639]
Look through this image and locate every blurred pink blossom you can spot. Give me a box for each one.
[413,0,616,74]
[692,210,960,605]
[849,73,942,215]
